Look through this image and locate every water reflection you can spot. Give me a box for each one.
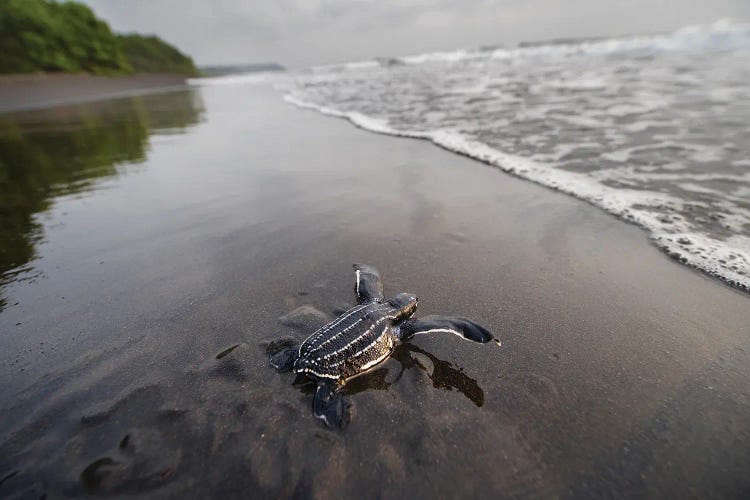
[294,343,485,407]
[0,90,204,310]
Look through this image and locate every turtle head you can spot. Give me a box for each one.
[388,292,418,321]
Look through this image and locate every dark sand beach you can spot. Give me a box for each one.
[1,83,749,498]
[0,73,188,114]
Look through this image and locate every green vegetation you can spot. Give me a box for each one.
[0,0,129,74]
[0,0,198,75]
[117,34,198,75]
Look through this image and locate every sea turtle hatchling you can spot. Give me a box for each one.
[268,264,499,428]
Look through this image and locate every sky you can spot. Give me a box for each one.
[81,0,750,68]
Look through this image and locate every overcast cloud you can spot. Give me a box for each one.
[80,0,750,68]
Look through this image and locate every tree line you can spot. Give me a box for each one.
[0,0,198,75]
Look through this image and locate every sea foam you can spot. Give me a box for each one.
[283,20,750,292]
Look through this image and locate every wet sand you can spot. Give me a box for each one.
[0,73,188,113]
[0,84,749,498]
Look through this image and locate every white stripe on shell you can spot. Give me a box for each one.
[321,316,389,360]
[352,322,390,358]
[299,303,371,356]
[316,303,368,335]
[303,368,339,380]
[355,269,361,297]
[313,303,391,352]
[359,349,391,371]
[316,317,366,349]
[332,322,390,367]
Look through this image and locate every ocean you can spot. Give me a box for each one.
[267,20,750,292]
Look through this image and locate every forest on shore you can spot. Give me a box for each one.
[0,0,199,75]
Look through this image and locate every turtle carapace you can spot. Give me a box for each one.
[269,264,498,428]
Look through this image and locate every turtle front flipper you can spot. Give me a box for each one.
[267,339,299,372]
[313,382,350,429]
[353,263,384,304]
[400,315,495,344]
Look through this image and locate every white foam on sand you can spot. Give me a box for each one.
[283,93,750,292]
[188,71,285,87]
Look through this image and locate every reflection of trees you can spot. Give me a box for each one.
[0,90,204,309]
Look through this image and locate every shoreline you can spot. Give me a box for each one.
[0,73,189,114]
[283,93,750,296]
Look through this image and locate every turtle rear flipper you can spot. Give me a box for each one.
[400,315,495,344]
[268,339,299,372]
[353,263,384,304]
[313,382,350,429]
